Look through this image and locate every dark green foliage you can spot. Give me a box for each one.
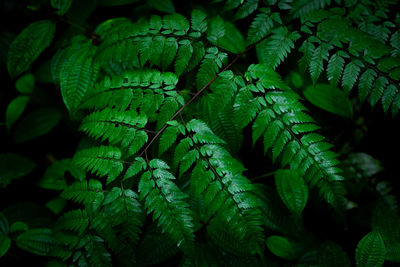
[1,0,400,266]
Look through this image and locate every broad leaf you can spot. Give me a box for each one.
[7,20,56,78]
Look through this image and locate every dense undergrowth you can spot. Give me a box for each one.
[1,0,400,266]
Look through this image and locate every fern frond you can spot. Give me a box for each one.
[101,188,144,242]
[234,0,258,20]
[326,52,346,86]
[94,12,209,75]
[58,209,89,235]
[341,60,363,94]
[301,12,400,115]
[173,119,264,254]
[309,43,330,83]
[61,180,103,206]
[196,47,227,89]
[247,8,279,44]
[138,159,194,251]
[74,146,124,184]
[79,107,148,156]
[234,64,344,208]
[79,70,181,116]
[257,27,300,69]
[291,0,333,18]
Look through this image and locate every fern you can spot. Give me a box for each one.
[234,64,344,208]
[3,1,400,266]
[300,9,400,114]
[138,159,194,251]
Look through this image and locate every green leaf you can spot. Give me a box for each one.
[266,235,297,260]
[191,9,207,33]
[0,154,36,188]
[218,22,245,54]
[247,8,275,44]
[5,96,29,130]
[51,0,73,15]
[15,228,55,256]
[309,43,330,83]
[358,69,377,103]
[74,146,123,184]
[274,169,308,217]
[146,0,175,13]
[7,20,56,78]
[175,40,193,77]
[14,107,62,143]
[303,83,353,118]
[234,0,258,20]
[370,77,388,107]
[326,53,345,86]
[10,222,29,234]
[15,73,35,93]
[0,235,11,258]
[60,45,98,111]
[257,27,300,70]
[139,162,194,251]
[355,232,386,267]
[342,61,362,94]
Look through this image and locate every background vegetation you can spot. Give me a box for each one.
[0,0,400,266]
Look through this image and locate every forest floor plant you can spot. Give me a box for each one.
[1,0,400,266]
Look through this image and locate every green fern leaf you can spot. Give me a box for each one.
[235,65,344,208]
[370,77,388,107]
[299,38,316,73]
[327,52,346,86]
[342,60,363,94]
[160,37,178,70]
[8,20,56,78]
[79,107,148,156]
[309,43,330,83]
[175,119,264,254]
[196,47,227,89]
[59,209,89,234]
[139,159,194,251]
[102,187,144,243]
[191,9,207,34]
[381,84,398,113]
[61,180,103,206]
[234,0,258,20]
[175,40,193,76]
[247,8,277,44]
[74,146,124,184]
[257,27,300,69]
[358,69,378,103]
